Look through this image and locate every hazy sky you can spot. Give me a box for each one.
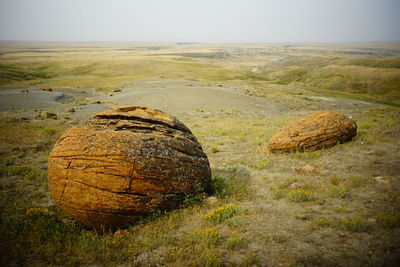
[0,0,399,42]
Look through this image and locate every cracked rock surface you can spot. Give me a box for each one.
[48,106,211,229]
[268,110,357,152]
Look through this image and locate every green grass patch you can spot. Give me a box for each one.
[340,216,369,232]
[211,166,250,199]
[204,205,243,224]
[4,165,33,176]
[198,250,223,267]
[293,150,322,161]
[271,190,288,200]
[225,231,247,249]
[210,145,220,153]
[327,186,348,198]
[347,174,368,188]
[286,189,313,202]
[311,217,333,228]
[376,214,399,229]
[0,63,51,85]
[188,228,221,246]
[249,159,272,170]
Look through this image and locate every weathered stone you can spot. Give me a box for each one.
[48,106,211,229]
[268,111,357,152]
[45,112,57,119]
[288,182,304,190]
[113,229,128,238]
[207,196,218,204]
[65,107,76,113]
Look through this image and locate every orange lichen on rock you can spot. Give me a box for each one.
[48,106,211,229]
[268,111,357,152]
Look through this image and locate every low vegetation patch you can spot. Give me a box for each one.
[210,145,220,153]
[286,189,314,202]
[204,205,243,224]
[327,186,348,198]
[198,250,223,267]
[271,189,287,200]
[311,217,333,228]
[249,159,272,170]
[271,187,314,202]
[340,216,369,232]
[188,228,221,246]
[376,214,399,229]
[211,166,250,199]
[225,231,247,249]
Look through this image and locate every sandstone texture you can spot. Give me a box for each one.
[48,106,211,229]
[268,111,357,152]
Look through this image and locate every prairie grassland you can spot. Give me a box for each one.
[0,42,400,266]
[1,42,399,104]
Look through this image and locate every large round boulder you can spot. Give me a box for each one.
[268,111,357,152]
[48,106,211,229]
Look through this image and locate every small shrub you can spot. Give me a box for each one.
[376,214,399,229]
[252,139,263,146]
[327,187,348,198]
[183,193,208,207]
[211,178,227,196]
[330,175,340,185]
[226,231,247,249]
[287,189,313,202]
[341,216,368,232]
[271,190,287,200]
[211,129,229,136]
[189,228,221,246]
[204,205,243,224]
[348,174,367,187]
[44,128,57,136]
[198,250,222,267]
[210,145,219,153]
[249,159,272,170]
[311,217,331,228]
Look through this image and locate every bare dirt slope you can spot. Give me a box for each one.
[102,80,287,116]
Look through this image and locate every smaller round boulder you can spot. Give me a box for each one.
[268,111,357,152]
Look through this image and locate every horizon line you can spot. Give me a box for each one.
[1,40,400,44]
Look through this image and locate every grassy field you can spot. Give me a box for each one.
[0,42,399,266]
[1,42,399,105]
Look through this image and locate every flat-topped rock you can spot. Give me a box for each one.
[48,106,211,229]
[268,111,357,152]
